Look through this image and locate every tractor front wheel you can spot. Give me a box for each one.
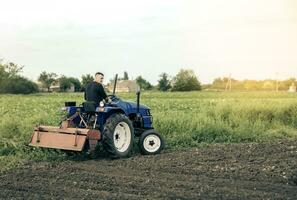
[139,130,164,155]
[102,114,134,158]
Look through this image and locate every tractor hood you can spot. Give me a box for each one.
[106,96,151,116]
[121,101,149,110]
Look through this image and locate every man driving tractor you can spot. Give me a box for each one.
[84,72,110,106]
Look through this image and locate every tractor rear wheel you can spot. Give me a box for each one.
[139,130,164,155]
[102,114,134,158]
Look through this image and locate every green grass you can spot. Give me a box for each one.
[1,91,297,171]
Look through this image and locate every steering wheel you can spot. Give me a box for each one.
[107,94,120,103]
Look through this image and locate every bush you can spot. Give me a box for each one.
[0,76,38,94]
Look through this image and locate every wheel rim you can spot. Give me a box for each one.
[113,122,131,153]
[143,134,161,153]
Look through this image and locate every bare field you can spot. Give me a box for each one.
[1,140,297,200]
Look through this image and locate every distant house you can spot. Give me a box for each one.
[50,84,75,92]
[108,80,139,93]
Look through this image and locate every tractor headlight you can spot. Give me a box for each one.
[99,101,104,107]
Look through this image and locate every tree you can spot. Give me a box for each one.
[136,76,153,90]
[81,74,94,91]
[109,72,127,83]
[279,78,296,90]
[59,76,72,92]
[0,59,38,94]
[172,69,201,91]
[38,71,57,92]
[262,80,275,90]
[157,73,171,91]
[243,80,260,91]
[211,77,244,90]
[4,62,23,78]
[0,60,23,82]
[123,71,129,80]
[68,77,81,92]
[0,62,7,85]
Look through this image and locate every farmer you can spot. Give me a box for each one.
[84,72,110,106]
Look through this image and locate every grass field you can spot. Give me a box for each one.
[1,91,297,171]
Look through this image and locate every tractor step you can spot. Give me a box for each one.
[29,126,100,151]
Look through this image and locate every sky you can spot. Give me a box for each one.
[0,0,296,84]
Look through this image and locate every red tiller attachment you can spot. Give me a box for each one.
[29,125,101,152]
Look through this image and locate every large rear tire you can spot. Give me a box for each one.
[102,114,134,158]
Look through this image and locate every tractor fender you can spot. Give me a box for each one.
[99,107,125,114]
[101,107,126,120]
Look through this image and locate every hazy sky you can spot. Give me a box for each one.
[0,0,296,84]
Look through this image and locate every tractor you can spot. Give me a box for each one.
[29,74,164,158]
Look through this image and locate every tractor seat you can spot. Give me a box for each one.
[82,101,97,114]
[82,101,99,129]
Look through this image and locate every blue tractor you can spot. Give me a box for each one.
[29,75,164,158]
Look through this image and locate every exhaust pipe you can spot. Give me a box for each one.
[136,90,140,113]
[136,85,141,113]
[113,74,118,95]
[136,87,143,128]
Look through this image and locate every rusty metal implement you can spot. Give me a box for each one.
[29,125,100,152]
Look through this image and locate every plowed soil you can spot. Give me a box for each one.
[1,140,297,200]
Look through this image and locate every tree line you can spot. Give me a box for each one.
[206,77,296,91]
[38,69,202,92]
[0,59,202,94]
[2,59,295,94]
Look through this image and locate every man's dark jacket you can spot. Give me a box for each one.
[84,81,107,106]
